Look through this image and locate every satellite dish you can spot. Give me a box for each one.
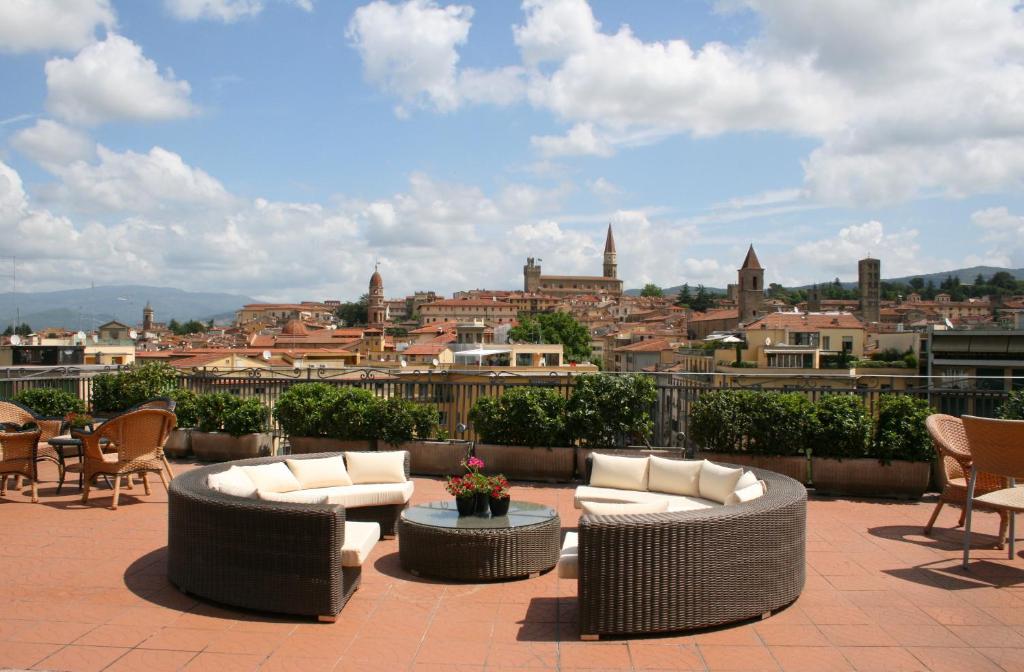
[400,359,408,368]
[129,330,138,340]
[764,337,772,346]
[431,358,440,367]
[9,334,21,345]
[262,350,272,361]
[76,331,86,341]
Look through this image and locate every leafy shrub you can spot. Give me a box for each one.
[273,383,337,437]
[566,374,657,448]
[168,388,199,428]
[873,394,932,462]
[194,392,268,436]
[195,393,237,433]
[1000,390,1024,420]
[812,394,872,459]
[326,386,378,440]
[91,362,177,413]
[368,396,417,446]
[12,387,86,417]
[470,386,569,447]
[410,403,443,440]
[689,389,754,453]
[689,390,815,456]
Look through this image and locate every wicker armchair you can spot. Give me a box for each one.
[924,414,1009,548]
[81,409,176,510]
[0,401,65,486]
[0,427,42,502]
[961,416,1024,568]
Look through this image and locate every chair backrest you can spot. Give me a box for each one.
[0,429,42,462]
[86,409,176,463]
[926,414,969,479]
[962,415,1024,481]
[0,401,36,426]
[133,397,177,413]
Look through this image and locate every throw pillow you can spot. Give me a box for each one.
[286,456,353,489]
[726,480,768,505]
[698,460,744,504]
[241,462,302,493]
[734,470,758,491]
[206,465,257,498]
[345,451,407,484]
[647,456,702,496]
[581,500,669,516]
[589,453,649,491]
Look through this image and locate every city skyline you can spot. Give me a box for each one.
[1,0,1023,302]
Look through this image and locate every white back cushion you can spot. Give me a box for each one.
[345,451,407,484]
[647,456,702,496]
[286,456,353,488]
[581,499,669,516]
[207,466,257,498]
[589,453,649,491]
[258,489,329,504]
[240,463,302,493]
[698,460,744,504]
[735,470,758,491]
[727,480,768,505]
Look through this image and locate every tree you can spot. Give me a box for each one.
[689,285,714,313]
[167,319,182,334]
[675,283,692,308]
[335,294,369,326]
[640,283,663,297]
[909,277,925,291]
[168,319,207,335]
[3,323,31,337]
[509,311,592,363]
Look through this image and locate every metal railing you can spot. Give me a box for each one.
[0,366,1016,447]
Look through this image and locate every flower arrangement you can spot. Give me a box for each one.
[489,474,510,500]
[64,412,94,430]
[445,455,512,515]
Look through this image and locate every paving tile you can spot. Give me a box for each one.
[628,642,705,670]
[485,642,559,668]
[975,647,1024,672]
[818,625,899,648]
[769,645,853,671]
[415,638,490,666]
[753,624,829,647]
[32,644,130,672]
[947,625,1024,648]
[698,644,780,671]
[182,651,265,672]
[0,641,62,669]
[558,642,633,669]
[257,654,339,671]
[206,629,290,657]
[74,623,162,648]
[104,649,199,672]
[138,626,220,651]
[906,646,1004,672]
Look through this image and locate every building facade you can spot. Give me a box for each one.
[523,225,624,297]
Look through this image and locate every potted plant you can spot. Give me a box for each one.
[566,374,675,477]
[190,393,272,462]
[164,388,199,458]
[277,384,377,453]
[1001,390,1024,420]
[398,402,467,476]
[488,473,511,516]
[812,394,932,498]
[445,456,491,516]
[90,362,177,415]
[12,387,86,419]
[689,390,814,484]
[470,385,575,482]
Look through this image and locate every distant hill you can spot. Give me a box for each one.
[627,266,1024,296]
[0,285,259,331]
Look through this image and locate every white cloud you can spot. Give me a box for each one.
[970,207,1024,268]
[531,123,612,157]
[10,119,95,167]
[0,0,115,54]
[164,0,313,22]
[45,35,196,125]
[0,161,29,226]
[788,220,922,281]
[587,177,619,198]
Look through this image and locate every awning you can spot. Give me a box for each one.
[453,348,512,357]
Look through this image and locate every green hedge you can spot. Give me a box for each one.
[195,392,268,437]
[12,387,86,417]
[1001,390,1024,420]
[566,374,656,448]
[91,362,177,414]
[168,388,199,429]
[873,395,932,463]
[812,395,873,459]
[469,386,569,447]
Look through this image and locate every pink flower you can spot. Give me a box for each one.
[467,457,485,469]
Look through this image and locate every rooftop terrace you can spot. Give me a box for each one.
[2,460,1024,671]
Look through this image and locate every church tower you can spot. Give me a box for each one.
[737,244,765,324]
[603,224,617,279]
[858,257,881,323]
[523,257,542,293]
[368,265,386,326]
[142,301,154,331]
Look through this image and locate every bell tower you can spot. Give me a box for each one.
[603,224,617,279]
[368,264,385,326]
[737,244,765,324]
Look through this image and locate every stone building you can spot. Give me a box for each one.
[368,265,386,326]
[523,224,624,298]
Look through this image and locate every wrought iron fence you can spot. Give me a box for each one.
[0,366,1014,447]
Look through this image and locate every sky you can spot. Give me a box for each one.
[1,0,1023,303]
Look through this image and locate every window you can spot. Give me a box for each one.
[842,336,854,352]
[822,336,832,350]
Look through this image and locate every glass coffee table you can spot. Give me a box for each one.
[398,500,561,581]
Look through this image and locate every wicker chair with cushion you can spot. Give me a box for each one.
[0,427,42,503]
[0,401,65,486]
[924,414,1009,548]
[81,409,176,510]
[962,416,1024,569]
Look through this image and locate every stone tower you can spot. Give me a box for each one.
[603,224,617,279]
[523,257,542,293]
[737,244,765,324]
[368,264,386,326]
[142,301,154,331]
[807,284,821,312]
[858,257,881,323]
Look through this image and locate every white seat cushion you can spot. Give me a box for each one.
[648,456,702,496]
[207,466,257,498]
[258,489,329,505]
[345,451,407,484]
[663,495,719,512]
[286,456,353,488]
[589,453,650,491]
[582,500,669,516]
[699,460,744,504]
[575,485,720,513]
[342,521,380,567]
[727,480,768,505]
[557,532,578,579]
[241,463,302,493]
[734,470,758,491]
[325,482,415,508]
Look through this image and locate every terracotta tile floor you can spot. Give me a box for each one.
[3,459,1024,671]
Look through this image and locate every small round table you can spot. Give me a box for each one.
[398,500,560,581]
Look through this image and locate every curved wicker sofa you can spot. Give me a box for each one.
[167,451,410,620]
[576,460,806,639]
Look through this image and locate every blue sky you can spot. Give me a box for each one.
[1,0,1023,302]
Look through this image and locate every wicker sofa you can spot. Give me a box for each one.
[167,451,412,621]
[565,454,806,639]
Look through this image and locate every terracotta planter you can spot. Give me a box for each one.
[576,447,685,482]
[191,432,274,462]
[811,457,930,499]
[401,440,473,476]
[287,436,376,454]
[164,428,192,458]
[698,452,810,485]
[473,444,575,483]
